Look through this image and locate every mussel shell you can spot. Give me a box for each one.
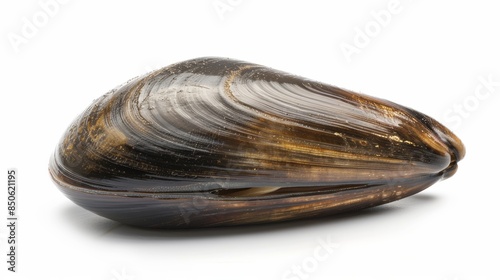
[49,57,465,228]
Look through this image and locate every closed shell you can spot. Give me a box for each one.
[49,57,465,228]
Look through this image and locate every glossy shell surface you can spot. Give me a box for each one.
[49,57,465,228]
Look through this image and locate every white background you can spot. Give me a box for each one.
[1,1,499,279]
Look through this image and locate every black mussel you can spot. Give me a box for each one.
[49,57,465,228]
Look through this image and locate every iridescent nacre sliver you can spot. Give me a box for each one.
[49,57,465,228]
